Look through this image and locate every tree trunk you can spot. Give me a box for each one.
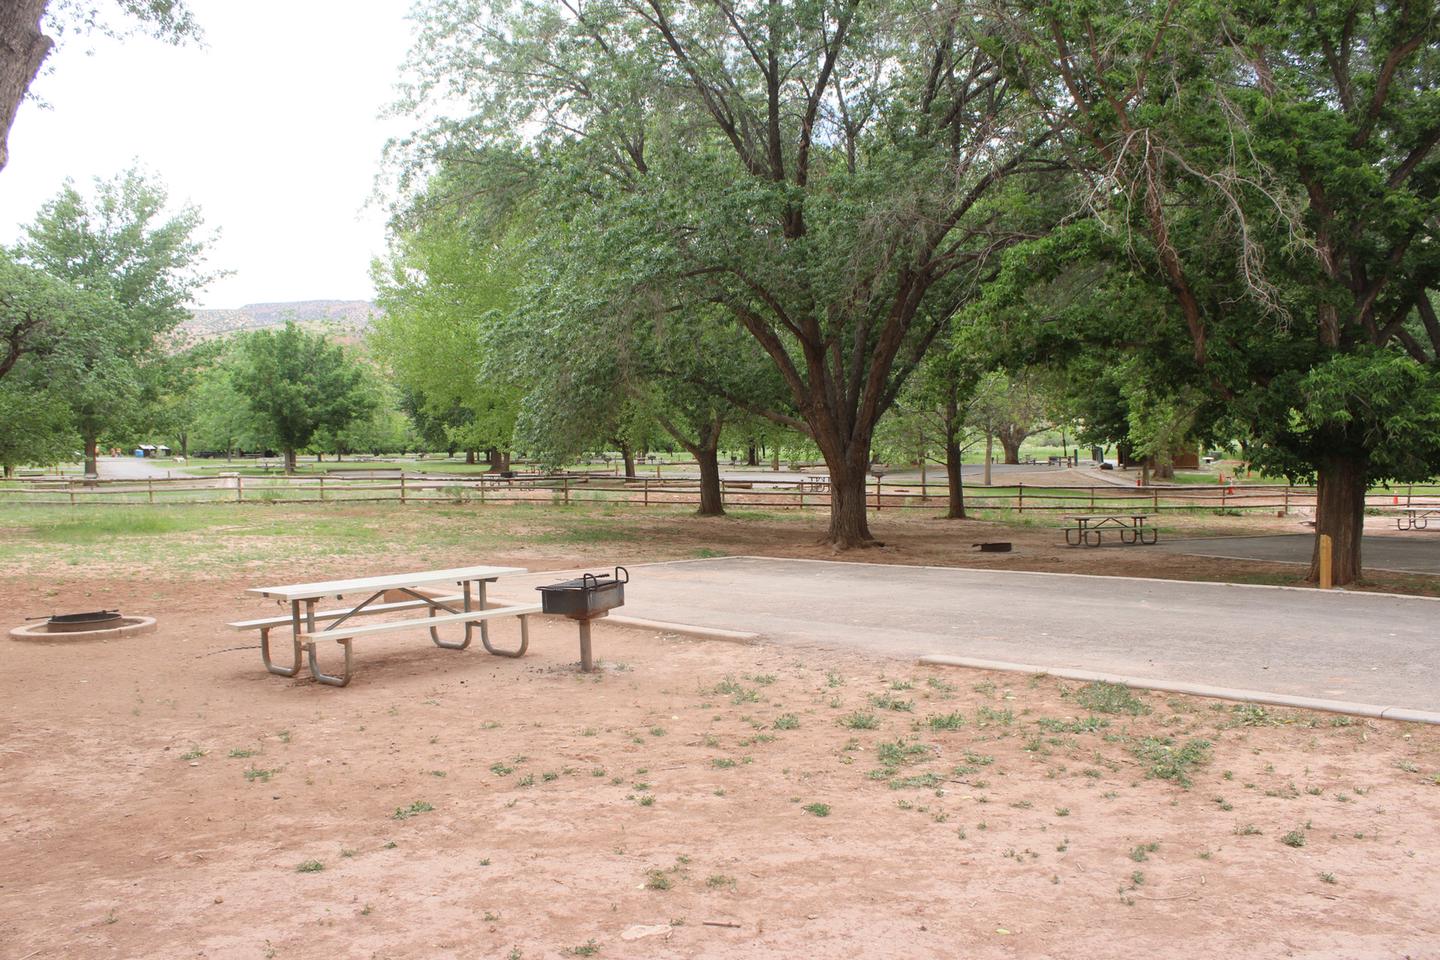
[746,442,758,466]
[771,445,780,471]
[4,463,13,478]
[620,441,636,479]
[490,449,511,472]
[695,442,725,517]
[465,450,476,465]
[999,434,1023,465]
[983,432,993,485]
[83,433,98,478]
[824,454,876,546]
[945,441,966,519]
[1309,454,1367,585]
[284,447,297,475]
[0,0,51,174]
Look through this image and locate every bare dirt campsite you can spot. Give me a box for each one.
[3,502,1439,959]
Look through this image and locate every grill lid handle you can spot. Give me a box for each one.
[614,566,629,584]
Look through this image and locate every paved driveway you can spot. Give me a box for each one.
[505,557,1440,713]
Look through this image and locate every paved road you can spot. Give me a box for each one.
[1155,533,1440,576]
[94,456,180,480]
[504,557,1440,713]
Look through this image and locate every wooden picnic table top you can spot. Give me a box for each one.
[248,565,528,602]
[1064,513,1150,522]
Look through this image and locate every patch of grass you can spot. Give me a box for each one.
[889,773,941,790]
[243,767,278,783]
[711,757,737,769]
[838,711,880,730]
[802,802,831,817]
[1129,842,1159,862]
[975,705,1014,727]
[1133,737,1211,786]
[392,800,434,821]
[711,676,761,704]
[1073,682,1150,716]
[490,762,514,776]
[706,874,735,889]
[179,745,206,761]
[868,692,914,712]
[644,869,671,891]
[772,713,800,730]
[1235,823,1262,836]
[567,940,600,956]
[876,739,931,766]
[1036,716,1110,734]
[927,712,967,731]
[296,859,324,873]
[228,747,256,759]
[1280,828,1307,848]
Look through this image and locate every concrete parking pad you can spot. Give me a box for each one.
[1153,533,1440,575]
[506,556,1440,713]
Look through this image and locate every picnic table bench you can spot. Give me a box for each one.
[229,565,539,687]
[1063,513,1158,547]
[1375,505,1440,530]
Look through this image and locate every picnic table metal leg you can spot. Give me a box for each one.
[482,613,531,659]
[429,579,473,650]
[260,623,302,677]
[305,637,354,687]
[1416,516,1428,530]
[1084,529,1102,547]
[1139,526,1158,545]
[1120,527,1137,545]
[1065,527,1081,546]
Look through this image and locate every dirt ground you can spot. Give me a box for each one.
[4,568,1440,959]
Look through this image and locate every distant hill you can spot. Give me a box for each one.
[183,300,380,340]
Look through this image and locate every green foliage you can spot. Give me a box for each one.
[11,169,216,464]
[234,323,374,470]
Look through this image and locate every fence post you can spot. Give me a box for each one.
[1153,486,1158,512]
[68,480,75,507]
[236,474,243,503]
[319,475,326,502]
[400,472,407,504]
[1408,484,1413,509]
[564,476,571,505]
[147,478,154,504]
[875,475,882,511]
[1090,486,1095,510]
[1017,482,1024,513]
[1283,485,1289,515]
[1318,533,1334,589]
[644,478,650,507]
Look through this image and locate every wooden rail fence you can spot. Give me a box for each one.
[5,472,1439,515]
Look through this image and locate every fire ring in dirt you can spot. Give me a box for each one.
[9,611,158,642]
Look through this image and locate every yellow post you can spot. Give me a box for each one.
[1318,533,1333,590]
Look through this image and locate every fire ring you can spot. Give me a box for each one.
[9,616,158,642]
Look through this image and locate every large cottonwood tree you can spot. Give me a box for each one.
[398,0,1055,546]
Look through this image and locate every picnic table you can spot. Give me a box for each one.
[229,565,540,687]
[1063,513,1157,547]
[1376,505,1440,530]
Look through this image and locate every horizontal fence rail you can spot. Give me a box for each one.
[5,472,1440,516]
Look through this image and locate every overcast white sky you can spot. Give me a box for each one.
[0,0,418,308]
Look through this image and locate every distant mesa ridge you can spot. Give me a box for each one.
[183,300,379,338]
